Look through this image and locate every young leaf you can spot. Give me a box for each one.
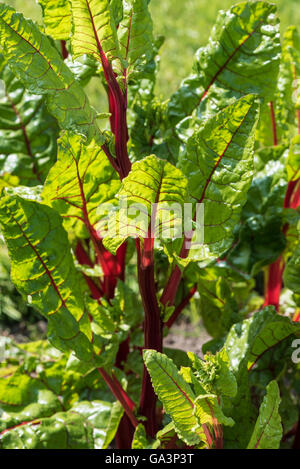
[167,1,281,125]
[131,423,156,449]
[0,55,59,186]
[0,194,94,361]
[247,381,282,449]
[143,349,201,446]
[178,95,259,264]
[187,349,237,398]
[0,4,102,143]
[42,132,121,238]
[38,0,72,40]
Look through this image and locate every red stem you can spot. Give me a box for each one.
[85,0,131,179]
[269,101,278,146]
[136,239,162,438]
[60,40,68,59]
[264,100,300,311]
[97,368,138,428]
[263,257,284,311]
[75,242,103,299]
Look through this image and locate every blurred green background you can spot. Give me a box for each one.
[7,0,300,99]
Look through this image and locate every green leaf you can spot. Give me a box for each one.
[284,229,300,302]
[143,349,201,446]
[247,381,282,449]
[38,0,71,40]
[0,336,124,449]
[0,400,121,449]
[167,1,280,125]
[65,54,99,87]
[70,0,122,72]
[178,95,259,264]
[220,306,299,448]
[0,55,59,186]
[0,194,94,361]
[194,394,234,430]
[287,135,300,182]
[42,131,120,238]
[257,26,300,146]
[227,146,287,276]
[225,306,300,372]
[118,0,153,79]
[195,265,241,339]
[0,3,102,143]
[103,154,188,254]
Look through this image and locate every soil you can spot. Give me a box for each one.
[1,318,211,357]
[164,319,211,358]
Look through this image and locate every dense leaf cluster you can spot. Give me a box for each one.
[0,0,299,449]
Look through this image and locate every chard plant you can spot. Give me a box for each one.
[0,0,299,450]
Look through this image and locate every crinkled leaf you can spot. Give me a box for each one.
[0,194,96,362]
[0,336,124,449]
[227,146,287,275]
[103,154,188,254]
[257,26,300,146]
[195,265,240,339]
[178,95,259,264]
[287,135,300,182]
[118,0,153,79]
[70,0,122,72]
[0,400,121,449]
[38,0,71,40]
[167,1,280,125]
[220,307,299,448]
[284,230,300,303]
[143,349,201,446]
[225,306,300,372]
[42,132,120,237]
[194,394,234,430]
[0,4,102,143]
[247,381,282,449]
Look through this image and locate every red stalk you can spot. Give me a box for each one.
[161,112,250,308]
[85,0,131,179]
[97,368,138,429]
[115,414,135,449]
[264,102,300,311]
[269,101,278,146]
[136,239,163,438]
[263,257,284,311]
[60,40,68,59]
